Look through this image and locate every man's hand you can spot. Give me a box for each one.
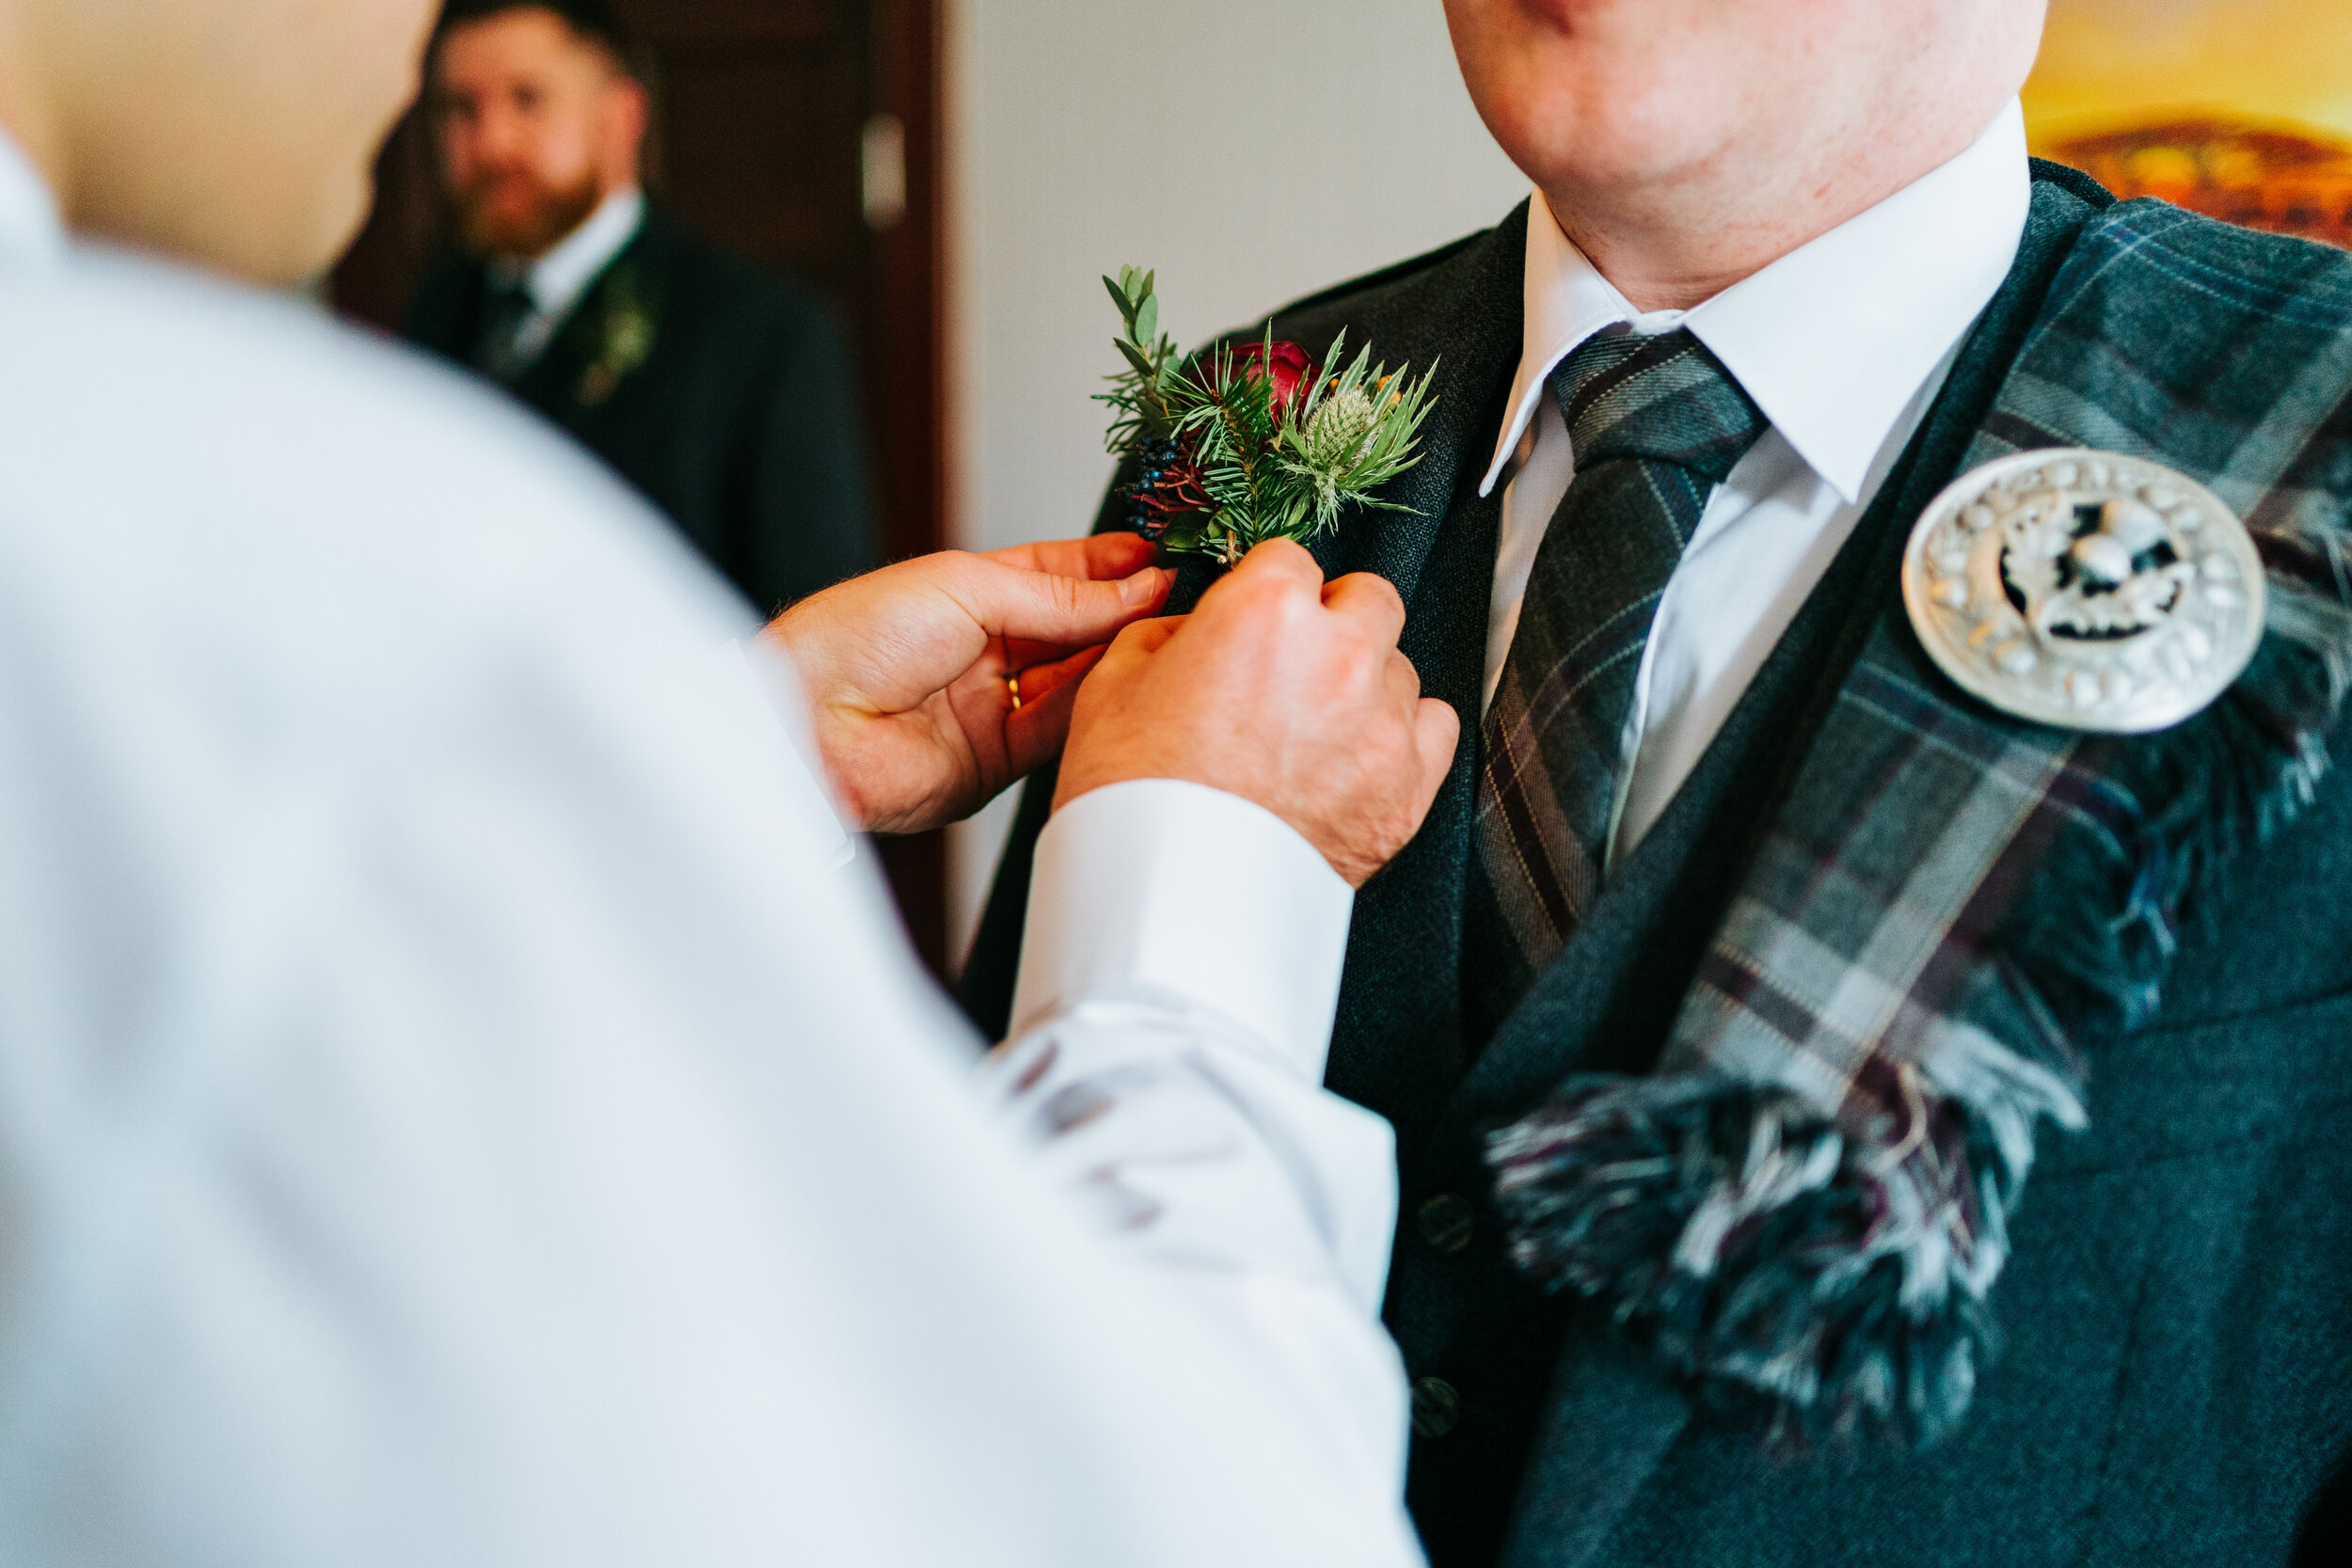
[1056,540,1460,887]
[766,535,1172,834]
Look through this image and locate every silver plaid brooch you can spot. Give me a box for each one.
[1901,449,2266,733]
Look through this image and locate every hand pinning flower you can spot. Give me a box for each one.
[1096,265,1438,565]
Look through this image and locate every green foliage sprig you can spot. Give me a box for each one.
[1097,264,1438,565]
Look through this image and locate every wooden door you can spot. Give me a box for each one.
[334,0,951,974]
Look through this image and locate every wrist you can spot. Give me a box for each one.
[1053,750,1227,821]
[1011,779,1356,1075]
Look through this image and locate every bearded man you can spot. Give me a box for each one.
[966,2,2352,1562]
[405,0,875,614]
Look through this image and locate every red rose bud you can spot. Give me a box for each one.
[1210,340,1320,421]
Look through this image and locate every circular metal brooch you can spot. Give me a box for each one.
[1901,448,2266,733]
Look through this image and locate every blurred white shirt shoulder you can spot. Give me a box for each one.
[0,133,1419,1568]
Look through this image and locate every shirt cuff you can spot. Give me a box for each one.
[1009,779,1355,1080]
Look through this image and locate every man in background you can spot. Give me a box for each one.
[406,0,875,614]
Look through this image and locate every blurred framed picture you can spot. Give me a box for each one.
[2026,0,2352,247]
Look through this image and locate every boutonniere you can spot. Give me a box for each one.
[1097,265,1437,564]
[579,262,660,407]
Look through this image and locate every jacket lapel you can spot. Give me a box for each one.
[411,263,492,365]
[509,219,662,424]
[1314,203,1532,603]
[1260,207,1530,1155]
[1159,205,1531,617]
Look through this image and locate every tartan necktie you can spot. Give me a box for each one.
[1469,327,1771,996]
[473,278,539,384]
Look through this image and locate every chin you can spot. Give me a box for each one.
[469,214,556,257]
[1453,0,1741,193]
[1485,104,1664,197]
[1483,55,1725,195]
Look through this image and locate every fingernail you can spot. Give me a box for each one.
[1120,566,1168,606]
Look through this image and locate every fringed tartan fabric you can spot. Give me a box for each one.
[1488,201,2352,1446]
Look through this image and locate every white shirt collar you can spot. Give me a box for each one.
[0,125,68,270]
[491,186,646,317]
[1481,98,2030,506]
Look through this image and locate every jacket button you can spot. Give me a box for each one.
[1410,1376,1460,1438]
[1418,1193,1475,1253]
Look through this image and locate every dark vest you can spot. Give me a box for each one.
[964,170,2352,1566]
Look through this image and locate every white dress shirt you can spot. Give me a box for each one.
[1483,102,2029,867]
[0,135,1420,1568]
[1035,104,2033,1057]
[487,186,646,370]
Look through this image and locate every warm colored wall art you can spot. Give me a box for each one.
[2025,0,2352,246]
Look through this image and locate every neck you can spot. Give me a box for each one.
[1544,107,2010,315]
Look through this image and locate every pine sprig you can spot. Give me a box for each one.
[1096,265,1438,564]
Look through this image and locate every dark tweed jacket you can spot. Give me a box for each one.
[405,208,878,616]
[964,167,2352,1566]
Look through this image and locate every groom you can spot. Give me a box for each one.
[967,1,2352,1563]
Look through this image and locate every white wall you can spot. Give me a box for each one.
[945,0,1528,967]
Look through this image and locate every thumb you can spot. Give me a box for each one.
[947,554,1172,647]
[1407,697,1462,828]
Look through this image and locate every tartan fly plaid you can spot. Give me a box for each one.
[1672,653,2117,1108]
[1473,329,1770,995]
[1489,199,2352,1445]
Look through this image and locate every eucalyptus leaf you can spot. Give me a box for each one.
[1115,337,1156,379]
[1133,296,1158,353]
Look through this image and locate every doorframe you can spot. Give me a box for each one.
[864,0,952,974]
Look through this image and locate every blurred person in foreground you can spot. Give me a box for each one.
[0,0,1461,1562]
[967,0,2352,1562]
[405,0,875,614]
